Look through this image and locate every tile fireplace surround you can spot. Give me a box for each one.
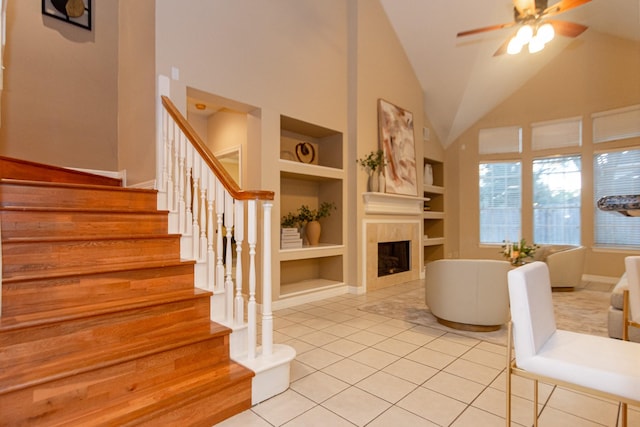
[363,220,421,291]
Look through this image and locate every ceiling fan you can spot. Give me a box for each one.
[457,0,591,56]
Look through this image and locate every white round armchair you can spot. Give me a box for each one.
[425,259,511,331]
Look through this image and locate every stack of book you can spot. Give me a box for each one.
[281,227,303,249]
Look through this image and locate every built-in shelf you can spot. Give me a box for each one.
[363,192,429,215]
[280,278,344,297]
[423,211,445,220]
[278,114,345,303]
[279,244,344,261]
[423,157,444,263]
[279,159,344,180]
[423,184,444,195]
[423,236,445,246]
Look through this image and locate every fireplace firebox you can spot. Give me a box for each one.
[378,240,410,277]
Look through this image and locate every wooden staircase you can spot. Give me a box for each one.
[0,157,254,426]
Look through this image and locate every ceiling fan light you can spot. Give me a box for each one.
[515,25,533,44]
[537,22,555,44]
[528,35,545,53]
[507,37,523,55]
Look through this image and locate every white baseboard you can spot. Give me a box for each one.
[582,274,620,285]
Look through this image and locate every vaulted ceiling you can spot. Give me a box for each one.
[380,0,640,147]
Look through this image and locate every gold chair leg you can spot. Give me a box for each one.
[622,402,628,427]
[533,380,539,427]
[623,289,630,341]
[506,321,512,426]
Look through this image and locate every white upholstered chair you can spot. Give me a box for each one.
[425,259,511,331]
[623,256,640,341]
[506,262,640,427]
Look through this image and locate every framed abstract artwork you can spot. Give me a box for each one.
[378,99,417,196]
[42,0,92,31]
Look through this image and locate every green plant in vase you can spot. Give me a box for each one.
[500,238,539,266]
[296,202,336,246]
[357,149,386,192]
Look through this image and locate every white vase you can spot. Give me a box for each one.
[378,172,386,193]
[424,164,433,186]
[368,172,379,192]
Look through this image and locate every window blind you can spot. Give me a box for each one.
[531,117,582,150]
[478,127,522,154]
[593,105,640,143]
[594,149,640,248]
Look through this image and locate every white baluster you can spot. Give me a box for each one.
[261,202,273,357]
[166,121,175,211]
[224,192,234,324]
[177,134,186,233]
[206,172,215,290]
[234,200,244,326]
[184,144,193,237]
[191,156,201,260]
[247,200,257,360]
[200,163,208,262]
[160,109,168,194]
[172,124,180,212]
[215,180,225,293]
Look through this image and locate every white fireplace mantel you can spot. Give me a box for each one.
[362,192,429,215]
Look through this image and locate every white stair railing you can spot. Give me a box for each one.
[158,94,275,362]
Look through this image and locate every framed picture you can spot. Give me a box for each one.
[378,99,417,196]
[42,0,92,31]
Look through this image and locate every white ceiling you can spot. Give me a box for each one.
[380,0,640,147]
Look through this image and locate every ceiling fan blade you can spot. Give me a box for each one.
[513,0,536,16]
[457,22,515,38]
[543,0,591,18]
[548,19,588,37]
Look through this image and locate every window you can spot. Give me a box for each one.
[594,149,640,248]
[479,162,521,244]
[533,156,581,245]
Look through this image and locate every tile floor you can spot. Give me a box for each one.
[218,280,638,426]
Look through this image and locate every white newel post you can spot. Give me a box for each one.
[262,202,273,356]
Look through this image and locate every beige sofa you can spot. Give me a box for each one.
[425,259,511,331]
[532,245,586,290]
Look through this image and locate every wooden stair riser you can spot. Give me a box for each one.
[1,295,211,352]
[0,156,123,187]
[0,337,241,426]
[1,297,216,393]
[2,263,195,317]
[0,209,169,239]
[129,371,252,427]
[2,236,182,279]
[0,181,157,210]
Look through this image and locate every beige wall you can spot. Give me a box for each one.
[0,0,119,170]
[352,0,426,287]
[117,0,156,185]
[446,31,640,279]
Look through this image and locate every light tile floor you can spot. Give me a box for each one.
[219,280,638,426]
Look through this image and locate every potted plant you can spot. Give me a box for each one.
[357,149,386,192]
[501,238,539,266]
[289,201,336,246]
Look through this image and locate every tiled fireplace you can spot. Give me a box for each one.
[363,220,421,291]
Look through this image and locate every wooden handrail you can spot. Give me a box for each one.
[161,96,274,201]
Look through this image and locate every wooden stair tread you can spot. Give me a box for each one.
[0,288,213,331]
[0,206,169,214]
[0,178,154,194]
[58,362,253,427]
[2,233,181,243]
[2,258,195,283]
[0,320,232,395]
